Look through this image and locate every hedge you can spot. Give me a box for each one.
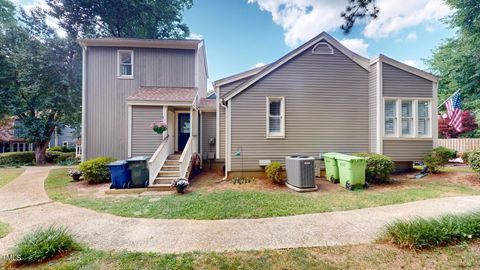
[78,156,117,184]
[0,152,35,166]
[353,152,395,183]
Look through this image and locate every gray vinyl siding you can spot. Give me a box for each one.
[85,47,196,160]
[198,46,208,98]
[383,140,433,161]
[131,106,164,157]
[369,63,378,153]
[383,63,433,98]
[219,77,253,98]
[218,106,225,160]
[201,112,216,157]
[230,42,369,171]
[312,43,333,54]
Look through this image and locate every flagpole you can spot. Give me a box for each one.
[438,89,462,109]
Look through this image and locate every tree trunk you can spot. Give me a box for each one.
[35,141,49,165]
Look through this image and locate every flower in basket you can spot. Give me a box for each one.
[152,121,167,134]
[68,169,82,181]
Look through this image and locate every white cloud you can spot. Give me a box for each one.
[363,0,452,39]
[425,24,436,32]
[21,0,67,37]
[401,60,417,68]
[252,62,267,68]
[405,32,417,41]
[188,33,203,40]
[248,0,453,46]
[339,38,369,57]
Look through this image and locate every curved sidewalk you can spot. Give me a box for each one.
[1,167,480,254]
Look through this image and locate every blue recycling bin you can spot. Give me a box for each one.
[107,160,131,189]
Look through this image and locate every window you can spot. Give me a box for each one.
[118,50,133,78]
[384,100,397,136]
[401,101,413,136]
[63,142,69,147]
[384,99,432,138]
[266,97,285,138]
[418,101,430,136]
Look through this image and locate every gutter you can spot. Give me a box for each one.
[220,98,228,180]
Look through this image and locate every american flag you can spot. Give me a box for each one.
[445,92,463,132]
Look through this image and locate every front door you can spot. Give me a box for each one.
[177,113,190,151]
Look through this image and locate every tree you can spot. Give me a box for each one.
[438,111,478,138]
[46,0,193,39]
[341,0,379,34]
[0,0,15,29]
[428,0,480,122]
[0,8,81,164]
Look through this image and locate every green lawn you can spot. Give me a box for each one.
[0,222,9,238]
[45,169,480,220]
[10,242,480,270]
[0,167,25,188]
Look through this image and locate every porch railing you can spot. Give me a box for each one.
[148,135,174,185]
[179,136,193,179]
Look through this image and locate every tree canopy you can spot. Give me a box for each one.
[46,0,193,39]
[340,0,379,34]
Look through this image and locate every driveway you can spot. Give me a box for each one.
[1,167,480,254]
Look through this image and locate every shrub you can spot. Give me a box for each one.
[46,151,76,164]
[461,151,472,164]
[381,212,480,249]
[265,161,284,184]
[48,146,76,153]
[8,226,78,266]
[423,147,456,173]
[0,152,35,166]
[78,156,116,183]
[469,151,480,174]
[353,152,395,183]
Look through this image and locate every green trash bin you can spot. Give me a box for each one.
[127,156,150,188]
[323,152,340,183]
[336,154,367,190]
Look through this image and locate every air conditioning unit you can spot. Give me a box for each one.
[285,155,318,192]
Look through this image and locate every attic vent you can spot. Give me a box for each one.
[312,42,334,55]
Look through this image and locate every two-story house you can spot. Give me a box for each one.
[79,38,212,188]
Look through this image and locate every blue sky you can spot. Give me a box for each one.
[19,0,456,86]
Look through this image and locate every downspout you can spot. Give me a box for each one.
[80,44,87,162]
[220,98,228,180]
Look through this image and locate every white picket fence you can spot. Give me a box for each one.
[437,139,480,152]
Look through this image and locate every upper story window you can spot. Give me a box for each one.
[118,50,134,78]
[266,97,285,138]
[384,99,431,138]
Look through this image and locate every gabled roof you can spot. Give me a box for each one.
[223,32,370,101]
[371,54,439,82]
[127,87,197,103]
[0,118,25,143]
[78,38,203,50]
[213,65,268,87]
[199,98,216,110]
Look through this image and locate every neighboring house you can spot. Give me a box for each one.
[49,126,79,148]
[0,118,33,153]
[214,32,438,176]
[79,38,210,187]
[81,32,438,183]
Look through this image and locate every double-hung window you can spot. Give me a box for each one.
[118,50,134,78]
[384,100,397,136]
[384,99,431,138]
[266,97,285,138]
[417,101,431,136]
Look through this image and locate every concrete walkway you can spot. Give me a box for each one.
[1,167,480,254]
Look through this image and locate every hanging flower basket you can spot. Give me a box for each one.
[152,121,167,134]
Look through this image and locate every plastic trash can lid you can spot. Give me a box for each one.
[334,155,366,162]
[108,160,128,166]
[127,156,150,161]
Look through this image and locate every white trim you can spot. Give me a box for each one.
[79,38,202,50]
[376,62,383,154]
[432,82,439,147]
[163,106,168,140]
[117,50,134,79]
[200,110,203,159]
[127,105,132,157]
[312,42,334,55]
[224,32,370,101]
[371,54,439,82]
[174,110,190,152]
[266,97,286,138]
[81,46,87,161]
[215,86,220,159]
[227,100,232,172]
[194,48,199,89]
